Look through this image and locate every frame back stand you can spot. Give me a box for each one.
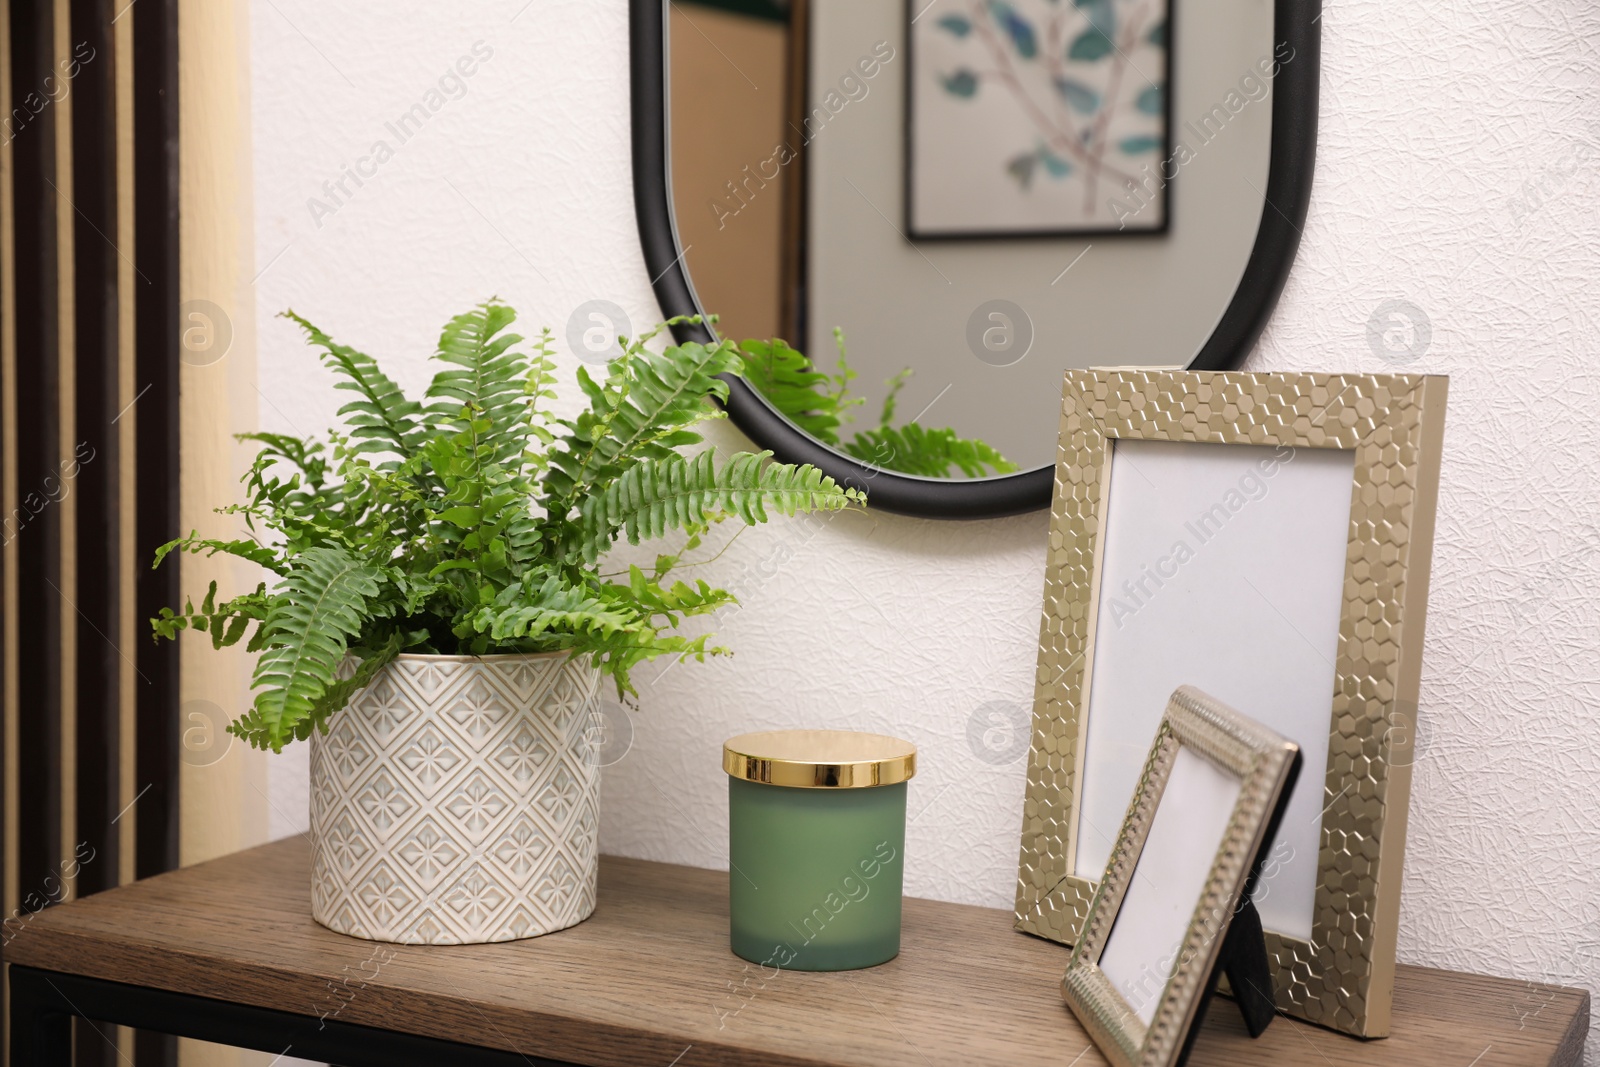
[1177,744,1305,1067]
[1173,898,1277,1066]
[1215,897,1278,1038]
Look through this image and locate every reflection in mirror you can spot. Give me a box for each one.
[732,334,1019,479]
[667,0,1277,477]
[668,0,1016,479]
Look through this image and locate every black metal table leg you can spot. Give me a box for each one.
[10,967,75,1066]
[6,965,579,1067]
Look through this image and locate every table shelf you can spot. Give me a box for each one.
[4,838,1588,1066]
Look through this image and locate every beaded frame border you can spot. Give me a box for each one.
[1061,686,1298,1067]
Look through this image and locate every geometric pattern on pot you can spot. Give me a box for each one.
[310,652,602,945]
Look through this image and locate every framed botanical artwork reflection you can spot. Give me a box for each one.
[906,0,1172,238]
[1016,369,1448,1038]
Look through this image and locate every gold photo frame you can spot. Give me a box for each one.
[1062,686,1300,1067]
[1016,369,1448,1037]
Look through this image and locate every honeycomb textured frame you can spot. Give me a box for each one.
[1017,368,1448,1037]
[1062,686,1299,1067]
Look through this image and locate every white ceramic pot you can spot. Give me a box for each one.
[309,652,601,944]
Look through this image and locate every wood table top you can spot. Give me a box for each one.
[4,838,1588,1067]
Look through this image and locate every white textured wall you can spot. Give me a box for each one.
[251,0,1599,1046]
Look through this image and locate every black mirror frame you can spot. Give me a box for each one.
[630,0,1321,520]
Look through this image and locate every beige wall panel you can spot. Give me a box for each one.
[177,0,269,1063]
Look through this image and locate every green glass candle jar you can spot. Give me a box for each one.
[723,730,917,972]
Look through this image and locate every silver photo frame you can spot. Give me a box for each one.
[1062,686,1300,1067]
[1019,368,1448,1036]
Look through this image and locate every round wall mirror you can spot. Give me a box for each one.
[632,0,1320,518]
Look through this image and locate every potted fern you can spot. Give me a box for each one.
[154,301,860,944]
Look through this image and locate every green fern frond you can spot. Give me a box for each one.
[736,333,1017,478]
[577,628,731,697]
[734,338,854,443]
[235,432,329,490]
[545,339,743,512]
[233,547,388,752]
[301,632,404,742]
[282,311,422,461]
[154,531,286,575]
[876,367,913,430]
[611,564,737,624]
[577,448,861,563]
[151,581,270,649]
[470,572,638,644]
[842,423,1020,479]
[424,300,532,468]
[518,328,560,473]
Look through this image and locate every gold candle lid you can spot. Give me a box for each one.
[723,729,917,789]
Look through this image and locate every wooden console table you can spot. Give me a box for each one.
[4,838,1589,1066]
